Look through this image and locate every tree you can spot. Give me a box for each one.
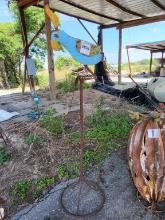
[9,0,47,61]
[0,1,48,87]
[0,22,22,87]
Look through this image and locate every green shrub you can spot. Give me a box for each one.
[0,145,10,165]
[57,74,77,93]
[40,107,64,134]
[55,56,81,71]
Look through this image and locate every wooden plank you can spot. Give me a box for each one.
[118,28,122,84]
[44,0,56,100]
[18,0,39,8]
[117,14,165,29]
[105,0,146,18]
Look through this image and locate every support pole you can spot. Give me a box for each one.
[44,0,56,100]
[118,28,122,84]
[98,26,103,53]
[161,52,164,67]
[18,6,31,93]
[149,51,153,75]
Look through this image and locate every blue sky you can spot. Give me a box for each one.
[0,0,165,64]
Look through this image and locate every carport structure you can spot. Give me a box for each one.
[17,0,165,99]
[126,40,165,74]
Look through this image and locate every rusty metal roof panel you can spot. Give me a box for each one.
[126,40,165,52]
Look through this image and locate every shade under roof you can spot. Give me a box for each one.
[18,0,165,28]
[126,41,165,53]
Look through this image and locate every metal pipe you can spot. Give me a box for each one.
[79,78,85,180]
[118,28,122,84]
[77,19,97,44]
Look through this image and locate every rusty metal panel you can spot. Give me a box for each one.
[128,118,165,204]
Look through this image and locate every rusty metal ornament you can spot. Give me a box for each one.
[128,116,165,208]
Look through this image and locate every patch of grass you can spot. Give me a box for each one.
[0,144,10,165]
[11,180,31,200]
[10,176,57,202]
[25,133,45,145]
[32,177,57,199]
[40,107,64,135]
[67,97,133,173]
[57,164,69,180]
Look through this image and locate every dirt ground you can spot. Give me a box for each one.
[0,88,132,217]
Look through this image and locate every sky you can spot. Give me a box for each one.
[0,0,165,64]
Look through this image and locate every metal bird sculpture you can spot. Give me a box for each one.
[45,5,103,65]
[51,30,103,65]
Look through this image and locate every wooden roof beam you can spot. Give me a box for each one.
[117,14,165,29]
[59,0,122,22]
[151,0,165,11]
[18,0,39,8]
[105,0,146,18]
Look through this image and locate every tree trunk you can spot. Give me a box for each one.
[0,60,10,89]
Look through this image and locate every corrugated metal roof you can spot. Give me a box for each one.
[18,0,165,27]
[126,40,165,52]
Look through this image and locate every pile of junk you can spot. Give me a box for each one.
[93,41,165,110]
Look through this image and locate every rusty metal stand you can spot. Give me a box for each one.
[60,71,105,217]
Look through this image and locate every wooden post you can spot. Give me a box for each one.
[44,0,56,100]
[149,51,153,75]
[99,26,103,53]
[18,6,31,93]
[118,28,122,84]
[161,52,164,67]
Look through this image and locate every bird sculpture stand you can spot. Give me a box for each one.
[45,6,105,216]
[60,68,105,217]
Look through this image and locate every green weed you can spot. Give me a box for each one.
[10,176,57,202]
[40,107,64,135]
[57,164,69,180]
[0,144,10,165]
[67,98,133,174]
[11,180,31,200]
[32,176,56,199]
[70,162,79,178]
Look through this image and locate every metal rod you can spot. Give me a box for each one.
[161,52,164,68]
[126,47,132,76]
[77,19,97,44]
[79,78,85,180]
[118,28,122,84]
[149,51,153,75]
